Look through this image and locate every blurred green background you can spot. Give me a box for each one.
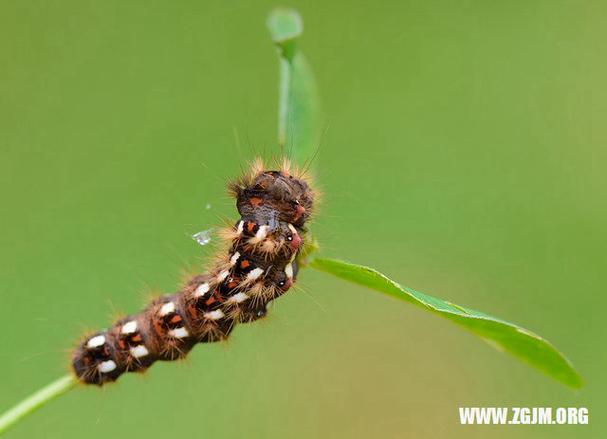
[1,1,605,438]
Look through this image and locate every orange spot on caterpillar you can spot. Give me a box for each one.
[205,291,224,306]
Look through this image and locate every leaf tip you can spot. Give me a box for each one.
[561,367,584,389]
[267,8,303,46]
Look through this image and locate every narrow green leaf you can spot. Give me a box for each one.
[309,257,583,389]
[267,8,320,166]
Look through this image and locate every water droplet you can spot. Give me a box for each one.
[192,229,213,246]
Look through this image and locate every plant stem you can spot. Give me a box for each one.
[0,374,76,436]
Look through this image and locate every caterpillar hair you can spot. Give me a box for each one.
[71,158,315,385]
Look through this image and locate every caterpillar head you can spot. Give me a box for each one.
[235,170,314,228]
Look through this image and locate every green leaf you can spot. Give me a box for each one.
[267,8,320,166]
[309,257,583,389]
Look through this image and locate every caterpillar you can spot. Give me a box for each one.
[71,158,315,385]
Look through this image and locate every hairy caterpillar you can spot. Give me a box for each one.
[72,159,315,385]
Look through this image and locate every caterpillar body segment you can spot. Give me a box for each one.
[72,160,314,385]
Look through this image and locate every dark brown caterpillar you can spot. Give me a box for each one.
[72,159,314,385]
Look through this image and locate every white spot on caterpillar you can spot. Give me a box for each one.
[288,223,297,234]
[230,252,241,266]
[168,327,189,339]
[236,221,244,235]
[121,321,137,334]
[130,345,149,358]
[217,270,230,282]
[194,283,210,297]
[248,224,269,244]
[98,360,117,374]
[204,309,225,320]
[255,225,269,239]
[159,302,175,316]
[247,267,264,281]
[86,335,106,349]
[285,263,294,280]
[228,292,249,304]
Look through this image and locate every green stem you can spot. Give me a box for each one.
[0,374,76,436]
